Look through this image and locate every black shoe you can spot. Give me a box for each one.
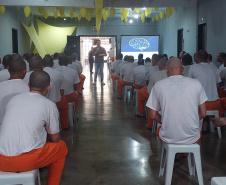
[135,114,146,118]
[117,97,122,99]
[146,125,152,130]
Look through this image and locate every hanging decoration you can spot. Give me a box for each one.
[24,6,31,18]
[131,8,135,11]
[110,7,115,17]
[124,17,128,23]
[102,8,109,21]
[154,7,159,11]
[16,6,20,11]
[72,7,77,12]
[59,7,64,18]
[85,8,93,21]
[165,7,172,18]
[141,11,145,22]
[159,11,164,19]
[54,12,58,19]
[95,0,103,34]
[38,7,45,15]
[152,17,155,22]
[70,11,74,19]
[0,6,5,14]
[120,8,124,14]
[155,14,160,21]
[77,15,81,21]
[43,11,48,19]
[80,7,86,17]
[135,8,140,14]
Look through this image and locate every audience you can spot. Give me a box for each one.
[0,70,68,185]
[181,53,193,76]
[53,52,60,69]
[217,52,226,73]
[111,53,123,84]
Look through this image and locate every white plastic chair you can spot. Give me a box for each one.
[206,110,221,138]
[0,169,41,185]
[159,142,204,185]
[123,86,133,102]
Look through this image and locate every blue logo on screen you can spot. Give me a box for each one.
[129,38,150,51]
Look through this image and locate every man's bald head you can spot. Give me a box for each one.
[166,57,184,76]
[29,56,43,71]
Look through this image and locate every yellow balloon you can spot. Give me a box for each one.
[121,14,124,20]
[103,14,107,21]
[145,10,148,17]
[135,8,140,14]
[125,9,129,16]
[147,8,152,15]
[72,7,77,12]
[43,11,48,19]
[152,17,155,22]
[131,8,135,11]
[154,7,159,11]
[38,7,45,14]
[120,8,124,14]
[0,6,5,14]
[155,14,160,21]
[59,7,64,17]
[70,11,74,19]
[159,11,164,19]
[110,7,115,17]
[24,6,31,18]
[124,17,128,23]
[80,7,86,17]
[165,7,171,18]
[77,15,81,21]
[141,12,145,22]
[54,12,58,19]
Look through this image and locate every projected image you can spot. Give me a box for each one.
[129,38,150,51]
[121,35,159,60]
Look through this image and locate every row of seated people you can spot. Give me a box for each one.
[0,52,86,130]
[110,50,226,132]
[0,51,88,184]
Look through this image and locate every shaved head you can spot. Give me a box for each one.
[166,57,184,76]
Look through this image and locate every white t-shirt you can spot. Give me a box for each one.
[44,67,64,103]
[56,66,80,95]
[121,63,137,83]
[74,60,83,72]
[24,59,29,72]
[146,75,207,144]
[53,59,60,69]
[0,92,60,156]
[0,79,29,127]
[23,71,33,83]
[118,61,128,77]
[147,65,159,80]
[188,62,220,101]
[0,69,10,82]
[112,59,122,78]
[219,64,226,74]
[182,65,191,77]
[0,64,4,71]
[131,65,147,86]
[147,70,168,94]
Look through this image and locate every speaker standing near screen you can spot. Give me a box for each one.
[93,39,107,86]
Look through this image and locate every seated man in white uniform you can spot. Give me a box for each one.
[43,55,70,130]
[0,70,68,185]
[0,58,29,127]
[23,55,43,83]
[0,54,12,82]
[147,57,207,144]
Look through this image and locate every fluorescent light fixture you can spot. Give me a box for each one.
[64,18,66,21]
[143,7,146,10]
[129,19,133,23]
[134,14,139,19]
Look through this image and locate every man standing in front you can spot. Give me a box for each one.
[0,70,68,185]
[93,39,107,85]
[147,57,207,144]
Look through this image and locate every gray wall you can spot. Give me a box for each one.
[198,0,226,64]
[156,7,197,57]
[0,7,30,58]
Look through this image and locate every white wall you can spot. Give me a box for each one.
[156,7,197,57]
[0,7,30,58]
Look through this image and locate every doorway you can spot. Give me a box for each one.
[80,36,117,67]
[177,29,183,57]
[12,28,18,53]
[198,23,207,51]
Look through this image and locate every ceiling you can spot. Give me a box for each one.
[0,0,197,18]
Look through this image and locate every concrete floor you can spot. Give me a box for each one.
[40,63,226,185]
